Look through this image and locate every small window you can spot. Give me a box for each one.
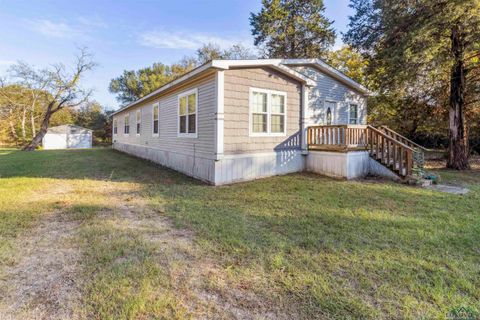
[124,114,130,135]
[326,108,332,125]
[113,119,118,135]
[249,88,287,136]
[324,101,336,125]
[152,104,159,136]
[136,110,141,135]
[178,89,197,137]
[349,104,358,124]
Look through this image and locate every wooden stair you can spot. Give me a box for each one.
[306,125,429,179]
[366,125,414,178]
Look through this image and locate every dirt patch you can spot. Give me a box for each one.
[0,212,81,320]
[0,181,294,319]
[107,194,295,319]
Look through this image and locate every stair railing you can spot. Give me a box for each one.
[366,126,415,177]
[380,126,428,170]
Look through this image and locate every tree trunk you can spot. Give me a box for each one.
[30,112,36,137]
[23,108,53,151]
[21,106,27,142]
[9,120,19,146]
[446,26,469,170]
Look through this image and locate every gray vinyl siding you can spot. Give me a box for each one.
[112,74,216,160]
[290,65,367,125]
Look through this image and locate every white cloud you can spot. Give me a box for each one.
[77,16,108,29]
[139,30,250,50]
[0,60,15,66]
[27,19,83,39]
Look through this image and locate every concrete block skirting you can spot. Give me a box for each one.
[113,142,216,183]
[214,150,305,185]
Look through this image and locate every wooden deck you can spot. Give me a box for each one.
[307,125,416,177]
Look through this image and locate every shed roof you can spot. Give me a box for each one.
[47,125,92,134]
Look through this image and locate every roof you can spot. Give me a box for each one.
[111,58,370,116]
[47,125,92,134]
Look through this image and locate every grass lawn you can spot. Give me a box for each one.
[0,148,479,319]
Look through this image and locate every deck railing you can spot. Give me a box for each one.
[307,125,368,151]
[307,125,414,177]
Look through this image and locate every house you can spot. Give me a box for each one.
[111,59,417,185]
[43,125,93,150]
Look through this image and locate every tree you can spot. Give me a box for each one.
[12,48,96,150]
[196,43,256,65]
[344,0,480,169]
[109,61,194,105]
[110,43,255,105]
[250,0,335,58]
[325,46,370,85]
[74,101,111,143]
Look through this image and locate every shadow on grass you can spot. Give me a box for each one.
[2,147,479,318]
[0,148,202,186]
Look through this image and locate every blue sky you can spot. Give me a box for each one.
[0,0,353,110]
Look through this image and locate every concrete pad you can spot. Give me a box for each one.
[427,184,470,195]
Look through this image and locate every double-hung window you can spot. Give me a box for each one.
[178,89,197,137]
[124,114,130,135]
[249,88,286,136]
[349,104,358,124]
[136,110,141,135]
[113,118,117,135]
[152,103,159,136]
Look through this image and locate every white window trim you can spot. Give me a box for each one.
[124,114,130,136]
[113,118,118,136]
[152,103,159,137]
[136,109,142,136]
[177,88,198,138]
[323,99,337,125]
[348,102,359,125]
[249,87,287,137]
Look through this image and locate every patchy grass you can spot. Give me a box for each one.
[0,148,479,319]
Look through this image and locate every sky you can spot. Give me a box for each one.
[0,0,353,111]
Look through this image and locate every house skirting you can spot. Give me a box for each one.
[113,143,398,185]
[306,150,399,180]
[113,142,216,183]
[214,150,305,185]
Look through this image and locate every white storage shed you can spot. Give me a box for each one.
[42,125,92,150]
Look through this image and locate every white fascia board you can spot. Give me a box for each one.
[111,61,221,116]
[211,59,314,86]
[281,59,371,95]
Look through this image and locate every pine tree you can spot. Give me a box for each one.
[250,0,336,58]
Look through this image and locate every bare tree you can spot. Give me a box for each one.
[19,48,96,150]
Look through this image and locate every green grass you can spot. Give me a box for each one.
[0,148,479,319]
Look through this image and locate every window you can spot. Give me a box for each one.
[349,104,358,124]
[178,89,197,137]
[152,103,159,136]
[324,101,336,125]
[124,114,130,135]
[249,88,287,136]
[136,110,141,135]
[113,118,117,135]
